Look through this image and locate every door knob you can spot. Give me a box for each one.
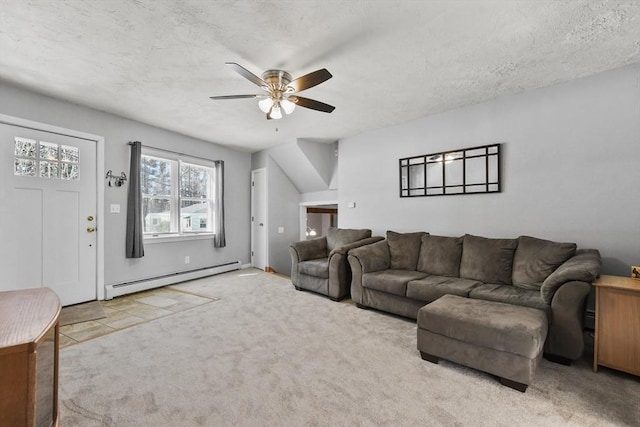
[87,226,96,233]
[259,223,264,226]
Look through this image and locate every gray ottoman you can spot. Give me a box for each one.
[417,294,548,392]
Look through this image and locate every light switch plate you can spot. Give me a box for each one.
[278,226,284,234]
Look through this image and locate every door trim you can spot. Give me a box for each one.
[250,168,268,270]
[299,200,338,240]
[0,113,105,300]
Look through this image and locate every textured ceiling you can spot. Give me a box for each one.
[1,1,639,152]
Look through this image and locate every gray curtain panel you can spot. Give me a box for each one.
[126,141,145,258]
[214,160,226,248]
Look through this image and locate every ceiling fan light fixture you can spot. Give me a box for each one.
[269,104,283,120]
[281,98,296,115]
[258,97,274,113]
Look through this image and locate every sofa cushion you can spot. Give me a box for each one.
[387,230,427,270]
[459,234,518,285]
[363,269,427,297]
[298,258,329,279]
[469,283,549,314]
[511,236,577,290]
[326,228,371,252]
[416,235,463,277]
[406,275,482,302]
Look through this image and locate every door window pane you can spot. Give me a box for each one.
[15,138,36,157]
[15,158,37,176]
[60,163,79,180]
[39,142,59,161]
[14,138,79,180]
[39,161,59,178]
[60,145,79,163]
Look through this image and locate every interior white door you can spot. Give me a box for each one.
[0,123,97,306]
[251,168,267,270]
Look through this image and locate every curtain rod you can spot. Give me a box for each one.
[128,141,220,163]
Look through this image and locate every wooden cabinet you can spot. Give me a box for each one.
[593,275,640,376]
[0,288,61,427]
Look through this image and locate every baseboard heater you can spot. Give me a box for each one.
[104,261,241,300]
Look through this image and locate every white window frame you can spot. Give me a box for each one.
[141,147,216,241]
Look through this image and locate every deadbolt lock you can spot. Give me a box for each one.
[87,215,94,221]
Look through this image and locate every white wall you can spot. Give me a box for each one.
[0,82,252,286]
[339,64,640,276]
[251,151,300,274]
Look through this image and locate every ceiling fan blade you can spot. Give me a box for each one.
[225,62,266,88]
[209,95,261,100]
[292,96,335,113]
[288,69,332,93]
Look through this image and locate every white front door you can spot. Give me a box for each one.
[251,168,267,270]
[0,123,97,306]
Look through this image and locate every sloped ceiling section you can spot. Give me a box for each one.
[269,139,338,194]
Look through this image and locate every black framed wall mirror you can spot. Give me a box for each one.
[399,143,501,197]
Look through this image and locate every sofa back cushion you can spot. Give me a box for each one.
[416,235,463,277]
[459,234,518,285]
[387,231,427,270]
[326,228,371,252]
[512,235,577,290]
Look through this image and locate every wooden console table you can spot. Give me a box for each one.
[593,275,640,376]
[0,288,61,427]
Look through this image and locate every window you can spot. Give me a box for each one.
[141,149,216,237]
[14,137,79,180]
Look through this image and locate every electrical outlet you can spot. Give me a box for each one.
[110,204,120,213]
[185,256,190,264]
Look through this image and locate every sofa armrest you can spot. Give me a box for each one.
[540,249,601,304]
[347,239,390,273]
[544,280,591,360]
[329,236,384,257]
[290,237,328,262]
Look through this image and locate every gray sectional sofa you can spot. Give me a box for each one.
[347,231,602,362]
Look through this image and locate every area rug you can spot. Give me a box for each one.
[58,269,640,426]
[59,300,106,326]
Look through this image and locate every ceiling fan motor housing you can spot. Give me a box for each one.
[261,70,293,92]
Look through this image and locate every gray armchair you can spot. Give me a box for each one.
[290,228,383,301]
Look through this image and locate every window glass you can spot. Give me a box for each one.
[14,138,80,180]
[141,152,215,237]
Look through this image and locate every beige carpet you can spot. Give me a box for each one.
[59,300,106,326]
[59,269,640,426]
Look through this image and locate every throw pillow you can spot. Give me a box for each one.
[512,235,577,290]
[416,235,463,277]
[459,234,518,285]
[387,230,427,270]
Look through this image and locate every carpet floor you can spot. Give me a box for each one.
[59,269,640,426]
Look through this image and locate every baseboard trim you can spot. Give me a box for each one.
[104,261,241,300]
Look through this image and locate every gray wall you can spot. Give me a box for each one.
[339,64,640,276]
[251,151,300,274]
[0,82,252,285]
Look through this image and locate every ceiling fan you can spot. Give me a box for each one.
[210,62,335,120]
